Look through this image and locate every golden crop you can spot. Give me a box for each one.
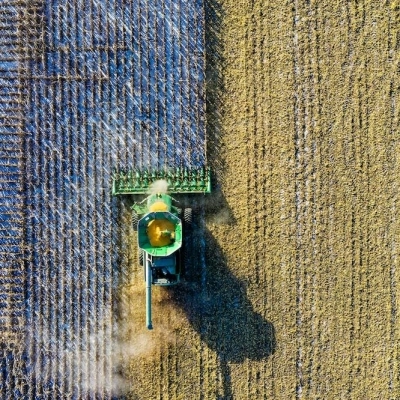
[115,1,400,399]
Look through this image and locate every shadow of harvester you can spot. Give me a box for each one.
[171,228,276,399]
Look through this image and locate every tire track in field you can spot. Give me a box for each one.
[354,5,375,393]
[292,1,308,396]
[244,1,264,396]
[359,3,398,396]
[304,4,323,396]
[342,2,358,394]
[248,2,275,399]
[245,2,277,399]
[293,2,321,396]
[243,0,261,397]
[243,2,295,399]
[387,3,400,395]
[295,6,324,396]
[243,1,298,398]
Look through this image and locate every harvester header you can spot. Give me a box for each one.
[112,166,211,195]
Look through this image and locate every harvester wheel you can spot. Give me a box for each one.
[138,250,144,266]
[132,211,138,231]
[184,208,192,226]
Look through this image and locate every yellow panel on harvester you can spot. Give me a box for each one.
[147,219,175,247]
[149,201,168,212]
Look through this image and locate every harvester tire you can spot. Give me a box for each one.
[184,208,192,226]
[132,211,138,231]
[138,250,144,266]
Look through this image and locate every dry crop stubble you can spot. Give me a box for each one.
[114,0,400,399]
[116,198,215,399]
[207,0,399,399]
[237,1,298,398]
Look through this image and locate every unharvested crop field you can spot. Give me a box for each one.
[1,0,399,399]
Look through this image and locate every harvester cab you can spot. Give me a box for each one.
[112,167,210,329]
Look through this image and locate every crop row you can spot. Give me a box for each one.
[0,2,28,397]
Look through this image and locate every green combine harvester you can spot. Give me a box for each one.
[112,167,210,329]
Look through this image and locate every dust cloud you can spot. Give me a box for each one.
[110,283,178,397]
[110,328,157,397]
[148,179,169,194]
[67,325,158,397]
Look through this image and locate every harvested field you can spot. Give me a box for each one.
[117,1,400,399]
